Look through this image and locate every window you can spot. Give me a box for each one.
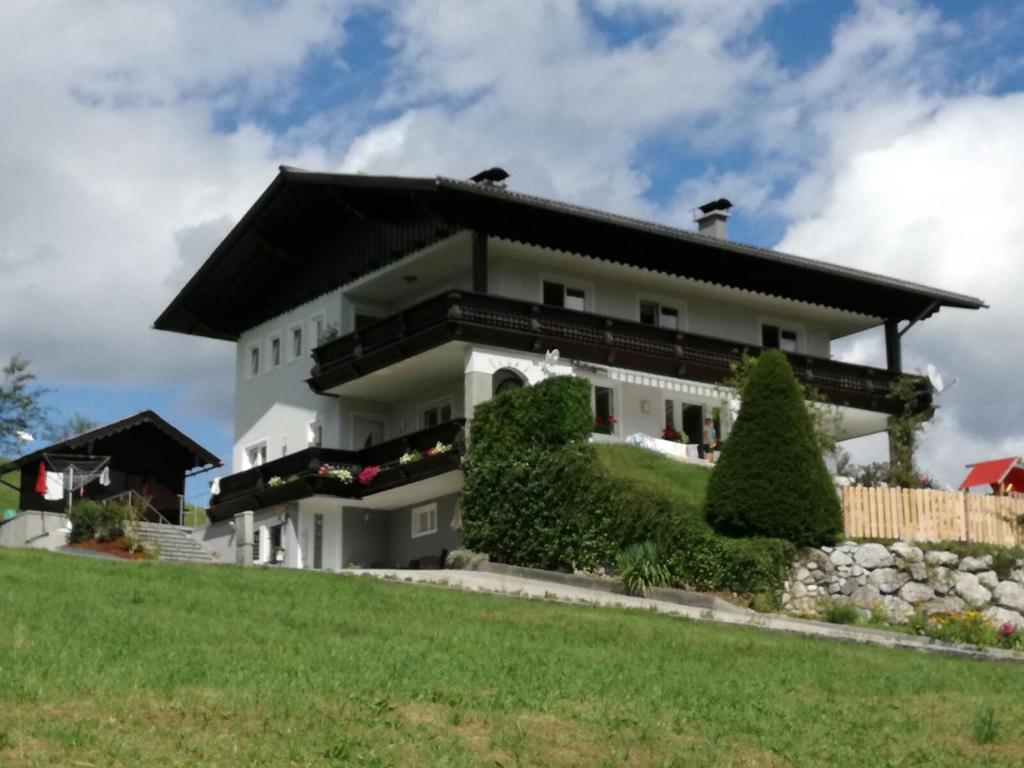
[268,335,281,368]
[421,401,453,428]
[639,301,680,330]
[245,441,268,469]
[411,503,438,538]
[542,280,587,311]
[762,324,799,353]
[248,344,260,378]
[308,421,323,448]
[290,326,303,360]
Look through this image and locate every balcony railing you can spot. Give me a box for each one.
[311,291,928,413]
[208,419,465,521]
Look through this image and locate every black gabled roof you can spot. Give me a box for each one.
[0,410,221,474]
[154,167,986,340]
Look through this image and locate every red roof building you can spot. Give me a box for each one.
[959,457,1024,495]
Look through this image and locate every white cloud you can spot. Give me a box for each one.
[780,93,1024,481]
[0,2,355,402]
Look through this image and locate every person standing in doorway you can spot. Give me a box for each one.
[701,417,717,462]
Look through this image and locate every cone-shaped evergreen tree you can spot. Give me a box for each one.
[705,350,841,546]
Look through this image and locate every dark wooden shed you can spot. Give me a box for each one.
[0,411,220,524]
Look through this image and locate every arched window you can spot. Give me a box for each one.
[492,368,527,396]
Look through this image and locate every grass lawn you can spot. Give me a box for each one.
[595,444,710,513]
[1,465,19,513]
[2,551,1023,766]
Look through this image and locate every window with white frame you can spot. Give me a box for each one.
[542,280,588,311]
[421,400,453,428]
[247,344,260,378]
[762,324,799,353]
[411,503,438,538]
[268,335,282,368]
[289,325,303,361]
[245,441,268,469]
[639,300,681,330]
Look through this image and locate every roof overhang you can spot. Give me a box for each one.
[155,167,987,341]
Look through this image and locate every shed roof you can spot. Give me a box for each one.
[0,410,221,475]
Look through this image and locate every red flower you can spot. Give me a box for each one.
[358,465,380,485]
[998,622,1016,639]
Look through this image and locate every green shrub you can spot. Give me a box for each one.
[445,549,489,569]
[821,601,861,625]
[462,374,795,598]
[68,500,127,543]
[705,350,842,547]
[615,541,669,596]
[920,611,998,647]
[468,375,592,460]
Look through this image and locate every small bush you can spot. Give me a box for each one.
[615,542,669,596]
[821,601,860,625]
[445,549,489,569]
[68,500,127,543]
[749,592,779,613]
[920,611,998,647]
[971,704,1000,745]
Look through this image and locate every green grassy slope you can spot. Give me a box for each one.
[1,464,20,512]
[1,549,1022,767]
[595,443,711,514]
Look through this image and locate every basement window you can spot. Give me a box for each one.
[411,503,438,538]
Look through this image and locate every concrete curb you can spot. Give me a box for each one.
[342,567,1024,665]
[474,561,750,615]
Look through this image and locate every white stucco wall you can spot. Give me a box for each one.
[488,239,838,357]
[233,292,344,472]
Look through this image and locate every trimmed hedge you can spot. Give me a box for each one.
[461,375,795,597]
[705,350,842,547]
[468,375,593,459]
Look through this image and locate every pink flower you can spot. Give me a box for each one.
[358,465,380,485]
[998,622,1016,639]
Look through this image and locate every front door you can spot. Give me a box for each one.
[682,405,704,445]
[352,416,384,449]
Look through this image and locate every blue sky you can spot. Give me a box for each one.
[3,0,1024,494]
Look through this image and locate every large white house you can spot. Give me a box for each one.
[155,167,984,570]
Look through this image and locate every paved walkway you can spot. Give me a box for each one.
[342,567,1024,664]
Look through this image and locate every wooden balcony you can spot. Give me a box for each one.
[310,291,929,413]
[208,419,465,521]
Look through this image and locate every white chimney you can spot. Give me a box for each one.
[694,198,733,239]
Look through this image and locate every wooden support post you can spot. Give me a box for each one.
[472,231,488,293]
[884,319,902,373]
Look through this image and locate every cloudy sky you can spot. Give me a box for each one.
[2,0,1023,497]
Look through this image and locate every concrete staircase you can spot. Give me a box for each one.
[135,521,217,564]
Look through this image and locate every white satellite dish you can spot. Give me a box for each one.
[924,363,958,395]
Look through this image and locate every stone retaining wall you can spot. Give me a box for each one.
[782,541,1024,627]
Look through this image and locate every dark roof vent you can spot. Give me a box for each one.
[470,167,510,187]
[694,198,733,239]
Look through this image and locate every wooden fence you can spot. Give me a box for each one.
[842,486,1024,547]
